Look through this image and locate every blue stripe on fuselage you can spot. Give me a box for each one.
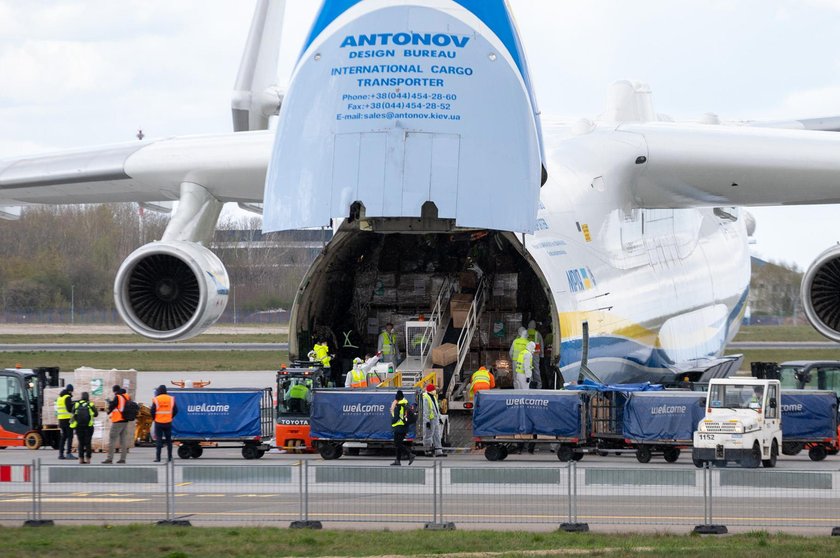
[559,287,750,373]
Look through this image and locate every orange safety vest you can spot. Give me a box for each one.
[111,393,129,423]
[153,394,174,423]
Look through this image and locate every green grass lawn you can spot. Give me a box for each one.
[732,325,829,343]
[0,526,837,557]
[0,333,288,344]
[2,351,289,372]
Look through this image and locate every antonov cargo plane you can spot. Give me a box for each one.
[2,0,840,385]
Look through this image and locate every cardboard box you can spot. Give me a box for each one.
[450,293,473,328]
[73,367,138,409]
[42,387,64,426]
[432,343,458,366]
[424,369,444,390]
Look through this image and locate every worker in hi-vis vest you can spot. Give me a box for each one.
[514,342,535,390]
[378,323,401,366]
[56,384,76,460]
[345,353,382,388]
[469,366,496,400]
[312,338,336,386]
[526,320,544,389]
[509,327,528,363]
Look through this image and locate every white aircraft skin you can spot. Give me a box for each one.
[1,0,839,384]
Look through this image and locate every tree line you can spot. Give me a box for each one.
[0,204,313,318]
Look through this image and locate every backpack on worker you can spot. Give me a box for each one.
[122,398,140,421]
[405,403,418,426]
[74,402,92,427]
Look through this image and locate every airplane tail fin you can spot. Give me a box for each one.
[264,0,544,233]
[231,0,287,132]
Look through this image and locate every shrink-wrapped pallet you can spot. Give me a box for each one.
[73,367,138,409]
[41,387,64,427]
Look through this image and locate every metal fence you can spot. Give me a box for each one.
[3,459,840,533]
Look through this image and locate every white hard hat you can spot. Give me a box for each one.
[526,342,536,352]
[528,320,536,329]
[518,327,527,337]
[353,357,363,365]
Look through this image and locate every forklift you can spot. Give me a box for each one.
[275,364,327,452]
[0,367,61,450]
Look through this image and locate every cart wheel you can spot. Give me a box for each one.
[242,445,259,460]
[318,443,343,460]
[556,446,572,462]
[256,449,266,459]
[571,451,584,461]
[499,445,509,461]
[635,446,652,464]
[484,444,503,461]
[782,442,803,456]
[663,448,680,463]
[23,431,42,450]
[693,458,705,468]
[809,445,828,462]
[177,445,192,459]
[190,445,203,459]
[346,447,360,457]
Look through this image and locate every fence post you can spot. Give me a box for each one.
[290,459,322,529]
[424,460,455,530]
[24,458,53,527]
[157,459,191,526]
[693,462,727,534]
[559,459,588,532]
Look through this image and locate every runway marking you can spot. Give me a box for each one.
[234,494,274,498]
[195,494,226,497]
[1,497,147,503]
[176,482,192,486]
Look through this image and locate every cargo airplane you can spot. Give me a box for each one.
[2,0,840,385]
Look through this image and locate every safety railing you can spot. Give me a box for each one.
[5,458,840,534]
[447,276,489,408]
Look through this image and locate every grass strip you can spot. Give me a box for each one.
[0,351,289,372]
[0,526,835,558]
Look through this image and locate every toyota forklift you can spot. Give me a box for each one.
[275,364,328,452]
[0,367,61,450]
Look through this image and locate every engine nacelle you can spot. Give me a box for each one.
[114,241,229,341]
[801,246,840,343]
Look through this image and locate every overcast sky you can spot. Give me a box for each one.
[2,0,840,270]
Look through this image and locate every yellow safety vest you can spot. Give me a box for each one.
[56,394,73,420]
[380,331,396,355]
[515,350,529,375]
[511,337,528,361]
[471,368,491,385]
[313,343,331,367]
[422,391,439,420]
[350,368,368,388]
[69,401,95,428]
[392,399,408,427]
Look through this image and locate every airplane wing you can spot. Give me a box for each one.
[623,122,840,208]
[0,131,272,206]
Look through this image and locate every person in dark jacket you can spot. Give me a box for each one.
[56,384,76,460]
[151,385,178,462]
[389,390,414,466]
[71,392,98,464]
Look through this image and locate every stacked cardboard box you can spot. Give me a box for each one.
[41,387,64,427]
[74,367,138,452]
[450,293,473,328]
[492,273,518,309]
[478,311,523,349]
[458,271,477,290]
[371,274,398,305]
[396,274,429,306]
[432,343,458,366]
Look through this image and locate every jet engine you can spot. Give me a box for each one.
[801,245,840,343]
[114,241,229,341]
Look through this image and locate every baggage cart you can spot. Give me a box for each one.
[171,387,274,459]
[622,391,707,463]
[472,389,587,461]
[780,390,839,461]
[309,388,418,460]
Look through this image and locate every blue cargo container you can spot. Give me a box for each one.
[472,389,585,461]
[170,388,274,460]
[781,390,838,461]
[309,388,417,460]
[622,391,707,463]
